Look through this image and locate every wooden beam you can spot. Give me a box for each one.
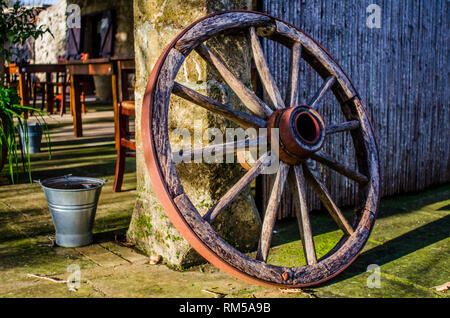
[326,120,360,135]
[174,136,264,163]
[203,152,272,223]
[286,42,302,107]
[256,162,289,262]
[311,151,369,184]
[303,164,354,236]
[288,165,317,265]
[172,82,266,129]
[249,26,285,109]
[195,43,273,118]
[309,76,336,109]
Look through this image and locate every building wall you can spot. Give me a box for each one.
[260,0,449,212]
[34,0,67,64]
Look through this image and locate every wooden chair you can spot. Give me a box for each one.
[53,72,86,117]
[113,59,136,192]
[31,77,47,111]
[113,100,135,192]
[53,72,68,116]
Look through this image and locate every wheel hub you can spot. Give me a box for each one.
[267,105,326,164]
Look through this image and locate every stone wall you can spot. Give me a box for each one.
[34,0,67,65]
[128,0,261,268]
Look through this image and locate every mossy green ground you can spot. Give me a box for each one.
[0,104,448,298]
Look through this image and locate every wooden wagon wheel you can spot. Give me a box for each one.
[142,11,380,287]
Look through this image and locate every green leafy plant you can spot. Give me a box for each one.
[0,0,52,60]
[0,85,51,183]
[0,0,52,183]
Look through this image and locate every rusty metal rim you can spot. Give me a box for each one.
[267,105,326,164]
[294,111,321,145]
[141,10,379,288]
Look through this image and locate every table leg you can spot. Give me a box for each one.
[112,73,119,149]
[70,74,83,137]
[46,72,54,114]
[19,72,30,106]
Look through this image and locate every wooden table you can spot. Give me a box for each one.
[65,57,134,144]
[13,64,66,113]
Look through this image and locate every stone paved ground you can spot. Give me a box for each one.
[0,104,448,298]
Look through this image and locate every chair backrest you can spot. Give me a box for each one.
[117,59,135,103]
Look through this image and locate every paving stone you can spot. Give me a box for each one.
[75,244,129,267]
[99,241,148,264]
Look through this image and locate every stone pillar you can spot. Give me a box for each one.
[128,0,262,268]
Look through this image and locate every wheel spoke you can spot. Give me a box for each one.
[286,42,302,107]
[311,151,369,185]
[195,43,273,118]
[174,135,264,163]
[302,164,354,236]
[287,165,317,265]
[172,82,266,129]
[256,162,290,262]
[249,27,285,110]
[326,120,360,135]
[309,76,336,109]
[203,152,272,223]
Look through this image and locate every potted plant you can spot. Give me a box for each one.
[0,85,51,183]
[0,0,51,183]
[19,121,43,154]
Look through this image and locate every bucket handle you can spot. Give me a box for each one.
[34,175,107,185]
[33,174,73,185]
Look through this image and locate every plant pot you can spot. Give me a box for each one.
[19,122,42,154]
[39,175,107,247]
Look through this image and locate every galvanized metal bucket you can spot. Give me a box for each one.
[39,175,107,247]
[20,123,43,154]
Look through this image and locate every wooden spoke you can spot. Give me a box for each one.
[286,42,302,107]
[309,76,336,109]
[174,135,264,163]
[172,82,266,129]
[249,27,285,110]
[195,43,273,118]
[287,165,317,265]
[326,120,360,135]
[256,162,290,262]
[311,151,369,185]
[203,152,272,223]
[302,164,354,236]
